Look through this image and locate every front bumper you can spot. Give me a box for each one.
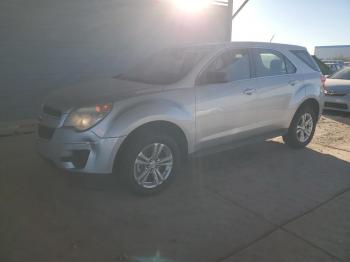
[324,94,350,112]
[36,127,124,174]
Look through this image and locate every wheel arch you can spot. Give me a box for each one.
[297,98,320,119]
[113,120,189,172]
[286,97,320,129]
[283,97,320,148]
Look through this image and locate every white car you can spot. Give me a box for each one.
[324,67,350,112]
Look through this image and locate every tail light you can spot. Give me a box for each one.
[321,75,326,91]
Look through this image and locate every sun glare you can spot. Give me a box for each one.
[172,0,210,13]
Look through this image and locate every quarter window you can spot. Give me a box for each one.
[285,58,297,74]
[291,50,320,72]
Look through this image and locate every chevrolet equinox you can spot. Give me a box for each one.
[37,42,324,194]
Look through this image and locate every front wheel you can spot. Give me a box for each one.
[119,132,181,195]
[283,106,317,148]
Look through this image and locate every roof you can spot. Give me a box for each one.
[227,41,305,49]
[183,41,306,50]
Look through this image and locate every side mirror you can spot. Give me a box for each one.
[201,71,227,85]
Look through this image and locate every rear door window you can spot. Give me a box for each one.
[253,49,290,77]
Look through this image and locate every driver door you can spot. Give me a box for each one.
[195,48,259,150]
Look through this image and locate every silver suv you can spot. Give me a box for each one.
[37,42,324,194]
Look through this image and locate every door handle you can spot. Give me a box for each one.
[243,88,257,95]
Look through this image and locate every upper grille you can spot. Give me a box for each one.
[43,105,62,118]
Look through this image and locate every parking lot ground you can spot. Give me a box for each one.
[0,114,349,262]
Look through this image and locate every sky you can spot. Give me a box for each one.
[231,0,350,54]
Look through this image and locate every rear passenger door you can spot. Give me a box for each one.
[252,48,299,130]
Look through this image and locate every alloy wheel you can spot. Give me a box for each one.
[133,143,174,189]
[296,113,314,143]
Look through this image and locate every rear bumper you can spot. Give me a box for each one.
[36,128,125,174]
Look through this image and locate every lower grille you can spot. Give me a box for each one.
[325,93,346,97]
[38,125,55,140]
[61,150,90,169]
[324,102,348,110]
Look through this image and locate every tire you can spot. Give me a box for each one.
[118,130,181,195]
[283,105,317,148]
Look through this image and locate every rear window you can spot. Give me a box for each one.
[291,50,320,72]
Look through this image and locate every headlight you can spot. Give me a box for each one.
[64,103,112,131]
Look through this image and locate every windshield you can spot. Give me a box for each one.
[330,67,350,80]
[118,47,211,85]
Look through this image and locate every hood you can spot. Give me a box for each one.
[325,78,350,95]
[44,78,163,113]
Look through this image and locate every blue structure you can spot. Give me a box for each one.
[0,0,231,120]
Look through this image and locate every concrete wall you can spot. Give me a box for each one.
[0,0,229,121]
[315,45,350,60]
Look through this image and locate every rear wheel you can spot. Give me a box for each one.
[119,132,181,195]
[283,106,317,148]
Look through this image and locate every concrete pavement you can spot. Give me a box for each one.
[0,117,349,262]
[0,119,36,137]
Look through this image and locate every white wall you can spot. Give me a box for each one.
[0,0,229,120]
[315,46,350,60]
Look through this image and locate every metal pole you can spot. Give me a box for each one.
[232,0,250,21]
[227,0,234,41]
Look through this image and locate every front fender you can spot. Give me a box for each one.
[99,98,195,152]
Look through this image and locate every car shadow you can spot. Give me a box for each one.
[59,138,350,202]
